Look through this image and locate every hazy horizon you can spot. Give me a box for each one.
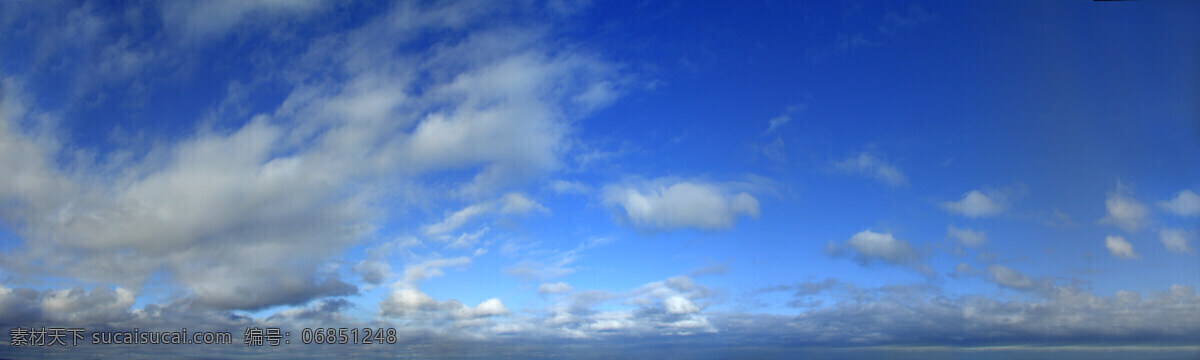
[1,1,1198,359]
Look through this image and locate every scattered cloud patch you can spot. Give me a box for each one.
[538,282,573,294]
[831,230,931,275]
[548,179,591,195]
[1100,183,1150,231]
[941,189,1006,217]
[1159,228,1193,254]
[986,265,1036,290]
[833,152,907,186]
[1159,189,1200,217]
[947,225,986,247]
[602,179,761,231]
[1105,235,1138,260]
[353,260,391,285]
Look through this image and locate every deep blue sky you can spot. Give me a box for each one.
[1,1,1198,359]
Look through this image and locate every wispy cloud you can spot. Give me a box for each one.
[834,152,907,187]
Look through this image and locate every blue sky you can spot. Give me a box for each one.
[1,0,1199,358]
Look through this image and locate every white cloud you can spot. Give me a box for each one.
[1159,228,1193,254]
[0,0,628,313]
[941,190,1005,217]
[835,230,930,274]
[834,153,907,186]
[845,230,919,263]
[1159,189,1200,217]
[379,288,438,317]
[538,282,573,294]
[663,296,701,315]
[987,265,1035,290]
[402,257,472,284]
[0,102,365,309]
[500,192,548,214]
[458,298,511,318]
[380,288,509,320]
[1115,290,1141,304]
[380,254,509,321]
[572,80,620,113]
[424,203,491,236]
[947,225,986,247]
[548,179,590,195]
[1171,284,1196,299]
[1100,183,1149,231]
[602,180,761,231]
[447,226,489,250]
[1105,235,1138,259]
[424,193,546,237]
[764,106,800,134]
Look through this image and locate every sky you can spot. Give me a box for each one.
[0,0,1198,359]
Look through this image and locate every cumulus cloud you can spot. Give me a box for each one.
[501,275,723,339]
[379,288,438,317]
[833,152,907,186]
[602,179,761,231]
[1100,183,1150,231]
[941,190,1006,217]
[832,230,930,275]
[0,286,136,327]
[1105,235,1138,259]
[379,288,510,320]
[378,254,510,323]
[662,296,701,315]
[1159,189,1200,216]
[1159,228,1193,254]
[0,0,627,314]
[946,225,986,247]
[1171,284,1196,299]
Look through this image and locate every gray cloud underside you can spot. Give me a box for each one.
[0,0,621,311]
